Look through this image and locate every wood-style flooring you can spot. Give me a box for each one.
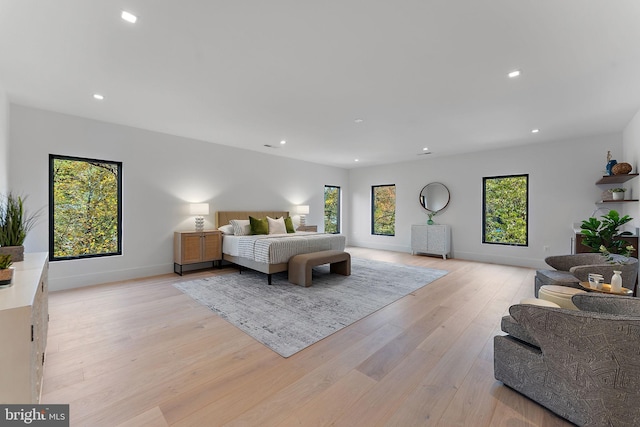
[41,247,572,426]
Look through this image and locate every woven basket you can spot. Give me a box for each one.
[0,268,13,286]
[612,162,632,175]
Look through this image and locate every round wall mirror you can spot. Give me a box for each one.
[419,182,450,213]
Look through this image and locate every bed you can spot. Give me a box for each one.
[215,211,346,284]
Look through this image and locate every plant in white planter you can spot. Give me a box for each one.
[0,254,13,287]
[609,188,626,200]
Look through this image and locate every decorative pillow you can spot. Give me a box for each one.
[290,215,301,230]
[249,216,269,235]
[218,224,234,235]
[267,216,286,234]
[284,216,295,233]
[230,219,251,236]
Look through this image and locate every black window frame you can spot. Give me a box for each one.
[324,185,341,234]
[371,184,396,236]
[49,154,123,261]
[482,174,529,247]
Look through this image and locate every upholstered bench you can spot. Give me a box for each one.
[288,250,351,287]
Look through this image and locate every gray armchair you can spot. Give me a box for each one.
[535,253,638,297]
[495,293,640,426]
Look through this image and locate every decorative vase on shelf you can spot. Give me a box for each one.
[611,270,622,293]
[606,159,617,176]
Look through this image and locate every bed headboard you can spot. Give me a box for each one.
[215,211,289,228]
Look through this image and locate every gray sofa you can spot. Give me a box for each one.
[535,253,638,297]
[494,293,640,426]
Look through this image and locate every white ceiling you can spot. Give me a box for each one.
[1,1,640,168]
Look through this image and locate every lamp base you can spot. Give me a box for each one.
[299,215,306,227]
[195,217,204,232]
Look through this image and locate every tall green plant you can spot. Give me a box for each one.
[580,210,633,254]
[0,193,41,246]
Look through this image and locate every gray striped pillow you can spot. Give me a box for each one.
[230,219,251,236]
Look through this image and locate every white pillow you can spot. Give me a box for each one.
[290,215,301,230]
[267,216,286,234]
[230,219,251,236]
[218,224,234,235]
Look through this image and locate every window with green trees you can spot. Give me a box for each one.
[324,185,341,233]
[372,184,396,236]
[483,174,528,246]
[49,155,122,260]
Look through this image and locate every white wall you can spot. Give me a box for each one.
[622,108,640,232]
[9,105,348,290]
[0,88,8,194]
[348,134,623,268]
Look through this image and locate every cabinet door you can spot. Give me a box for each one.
[181,234,203,264]
[411,225,428,252]
[426,226,446,252]
[202,232,221,261]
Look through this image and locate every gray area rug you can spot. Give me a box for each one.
[173,258,448,357]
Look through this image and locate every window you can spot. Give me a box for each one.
[324,185,341,233]
[483,174,528,246]
[371,184,396,236]
[49,155,123,260]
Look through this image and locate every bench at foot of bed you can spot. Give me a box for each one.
[288,250,351,287]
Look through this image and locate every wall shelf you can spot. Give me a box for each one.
[597,199,639,203]
[595,174,638,185]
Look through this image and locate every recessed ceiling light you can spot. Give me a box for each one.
[423,147,429,151]
[354,159,359,162]
[280,140,286,145]
[354,119,364,123]
[508,70,521,78]
[121,11,138,23]
[531,129,540,133]
[93,94,104,100]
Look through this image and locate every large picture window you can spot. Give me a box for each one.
[483,174,528,246]
[324,185,341,233]
[49,155,122,261]
[371,184,396,236]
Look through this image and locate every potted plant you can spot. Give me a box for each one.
[0,254,13,287]
[0,193,41,262]
[580,210,633,255]
[609,188,626,200]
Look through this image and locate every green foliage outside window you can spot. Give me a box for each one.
[372,185,396,236]
[50,155,122,260]
[324,186,340,233]
[483,175,528,246]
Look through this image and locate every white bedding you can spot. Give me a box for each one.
[222,232,346,264]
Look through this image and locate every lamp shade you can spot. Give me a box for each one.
[189,203,210,216]
[296,205,310,215]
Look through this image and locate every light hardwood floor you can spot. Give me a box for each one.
[41,247,573,426]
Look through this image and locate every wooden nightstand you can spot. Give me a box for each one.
[174,230,222,275]
[297,225,318,232]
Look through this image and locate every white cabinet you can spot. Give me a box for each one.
[411,224,451,259]
[0,252,49,403]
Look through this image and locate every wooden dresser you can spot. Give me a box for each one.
[0,252,49,403]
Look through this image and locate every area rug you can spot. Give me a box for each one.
[173,258,448,357]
